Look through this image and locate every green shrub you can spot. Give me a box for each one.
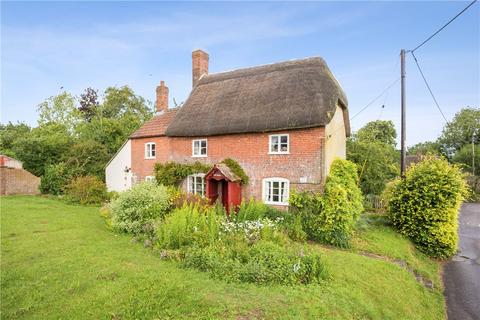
[233,199,289,222]
[168,187,211,209]
[181,240,329,285]
[156,204,224,249]
[221,158,249,184]
[289,159,364,247]
[384,156,468,259]
[154,161,211,186]
[110,182,170,235]
[40,163,72,195]
[65,176,109,205]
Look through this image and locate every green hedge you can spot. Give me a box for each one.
[289,159,363,247]
[384,156,468,259]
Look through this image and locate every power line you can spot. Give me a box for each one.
[350,77,401,121]
[411,52,449,124]
[326,77,400,139]
[411,0,478,52]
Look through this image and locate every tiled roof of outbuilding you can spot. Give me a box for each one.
[130,109,179,139]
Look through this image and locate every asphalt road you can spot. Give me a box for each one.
[443,203,480,320]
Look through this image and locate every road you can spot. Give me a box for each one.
[443,203,480,320]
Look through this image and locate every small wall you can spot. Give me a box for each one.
[0,167,40,195]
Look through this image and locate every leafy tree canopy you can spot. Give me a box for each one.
[438,107,480,155]
[37,92,80,132]
[355,120,397,147]
[0,122,31,157]
[407,141,441,156]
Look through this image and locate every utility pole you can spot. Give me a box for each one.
[400,49,407,177]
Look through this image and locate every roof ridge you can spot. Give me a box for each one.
[197,56,326,85]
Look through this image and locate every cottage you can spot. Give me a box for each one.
[106,50,350,209]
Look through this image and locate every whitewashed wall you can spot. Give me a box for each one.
[324,105,347,178]
[106,140,132,192]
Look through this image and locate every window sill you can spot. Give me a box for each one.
[145,157,156,160]
[191,155,207,158]
[268,152,290,155]
[263,201,289,206]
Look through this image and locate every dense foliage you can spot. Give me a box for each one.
[438,107,479,156]
[65,176,110,205]
[347,120,399,195]
[384,156,468,259]
[154,161,211,186]
[155,203,328,285]
[156,204,224,249]
[181,240,328,286]
[40,163,73,195]
[290,159,363,247]
[0,86,152,193]
[110,182,170,235]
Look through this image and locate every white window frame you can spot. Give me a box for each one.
[192,139,207,157]
[262,177,290,206]
[145,142,156,159]
[268,134,289,154]
[145,176,155,182]
[187,173,206,197]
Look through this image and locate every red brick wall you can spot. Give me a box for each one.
[131,136,170,183]
[130,127,326,203]
[0,167,40,195]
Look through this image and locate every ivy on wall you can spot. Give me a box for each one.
[154,158,249,186]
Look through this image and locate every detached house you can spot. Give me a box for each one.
[106,50,350,209]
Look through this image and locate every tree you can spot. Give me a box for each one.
[65,140,110,180]
[0,122,31,157]
[12,123,72,176]
[99,86,152,121]
[78,88,99,122]
[407,141,441,156]
[453,144,480,177]
[347,120,399,195]
[37,92,80,132]
[347,139,399,195]
[355,120,397,147]
[438,107,480,157]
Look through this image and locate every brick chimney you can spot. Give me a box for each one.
[155,81,168,113]
[192,49,209,87]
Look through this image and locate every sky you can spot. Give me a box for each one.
[1,1,479,147]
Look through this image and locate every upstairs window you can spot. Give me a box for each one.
[145,142,156,159]
[269,134,289,154]
[192,139,207,157]
[187,174,206,197]
[263,178,289,205]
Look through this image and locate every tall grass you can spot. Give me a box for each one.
[156,204,225,249]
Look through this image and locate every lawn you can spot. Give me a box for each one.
[1,196,445,319]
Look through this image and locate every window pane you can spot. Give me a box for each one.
[201,140,206,148]
[280,135,288,144]
[151,144,156,156]
[201,146,207,155]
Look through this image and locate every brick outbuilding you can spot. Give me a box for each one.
[0,155,40,195]
[107,50,350,210]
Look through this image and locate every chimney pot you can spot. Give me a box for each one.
[192,49,209,87]
[155,81,168,113]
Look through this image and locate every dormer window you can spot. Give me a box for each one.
[145,142,156,159]
[269,134,289,154]
[192,139,207,157]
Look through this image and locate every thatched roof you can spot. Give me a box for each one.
[130,109,178,139]
[165,57,349,137]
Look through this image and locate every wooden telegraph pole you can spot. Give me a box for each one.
[400,49,407,177]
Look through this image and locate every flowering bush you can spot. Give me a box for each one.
[110,182,170,235]
[220,217,285,244]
